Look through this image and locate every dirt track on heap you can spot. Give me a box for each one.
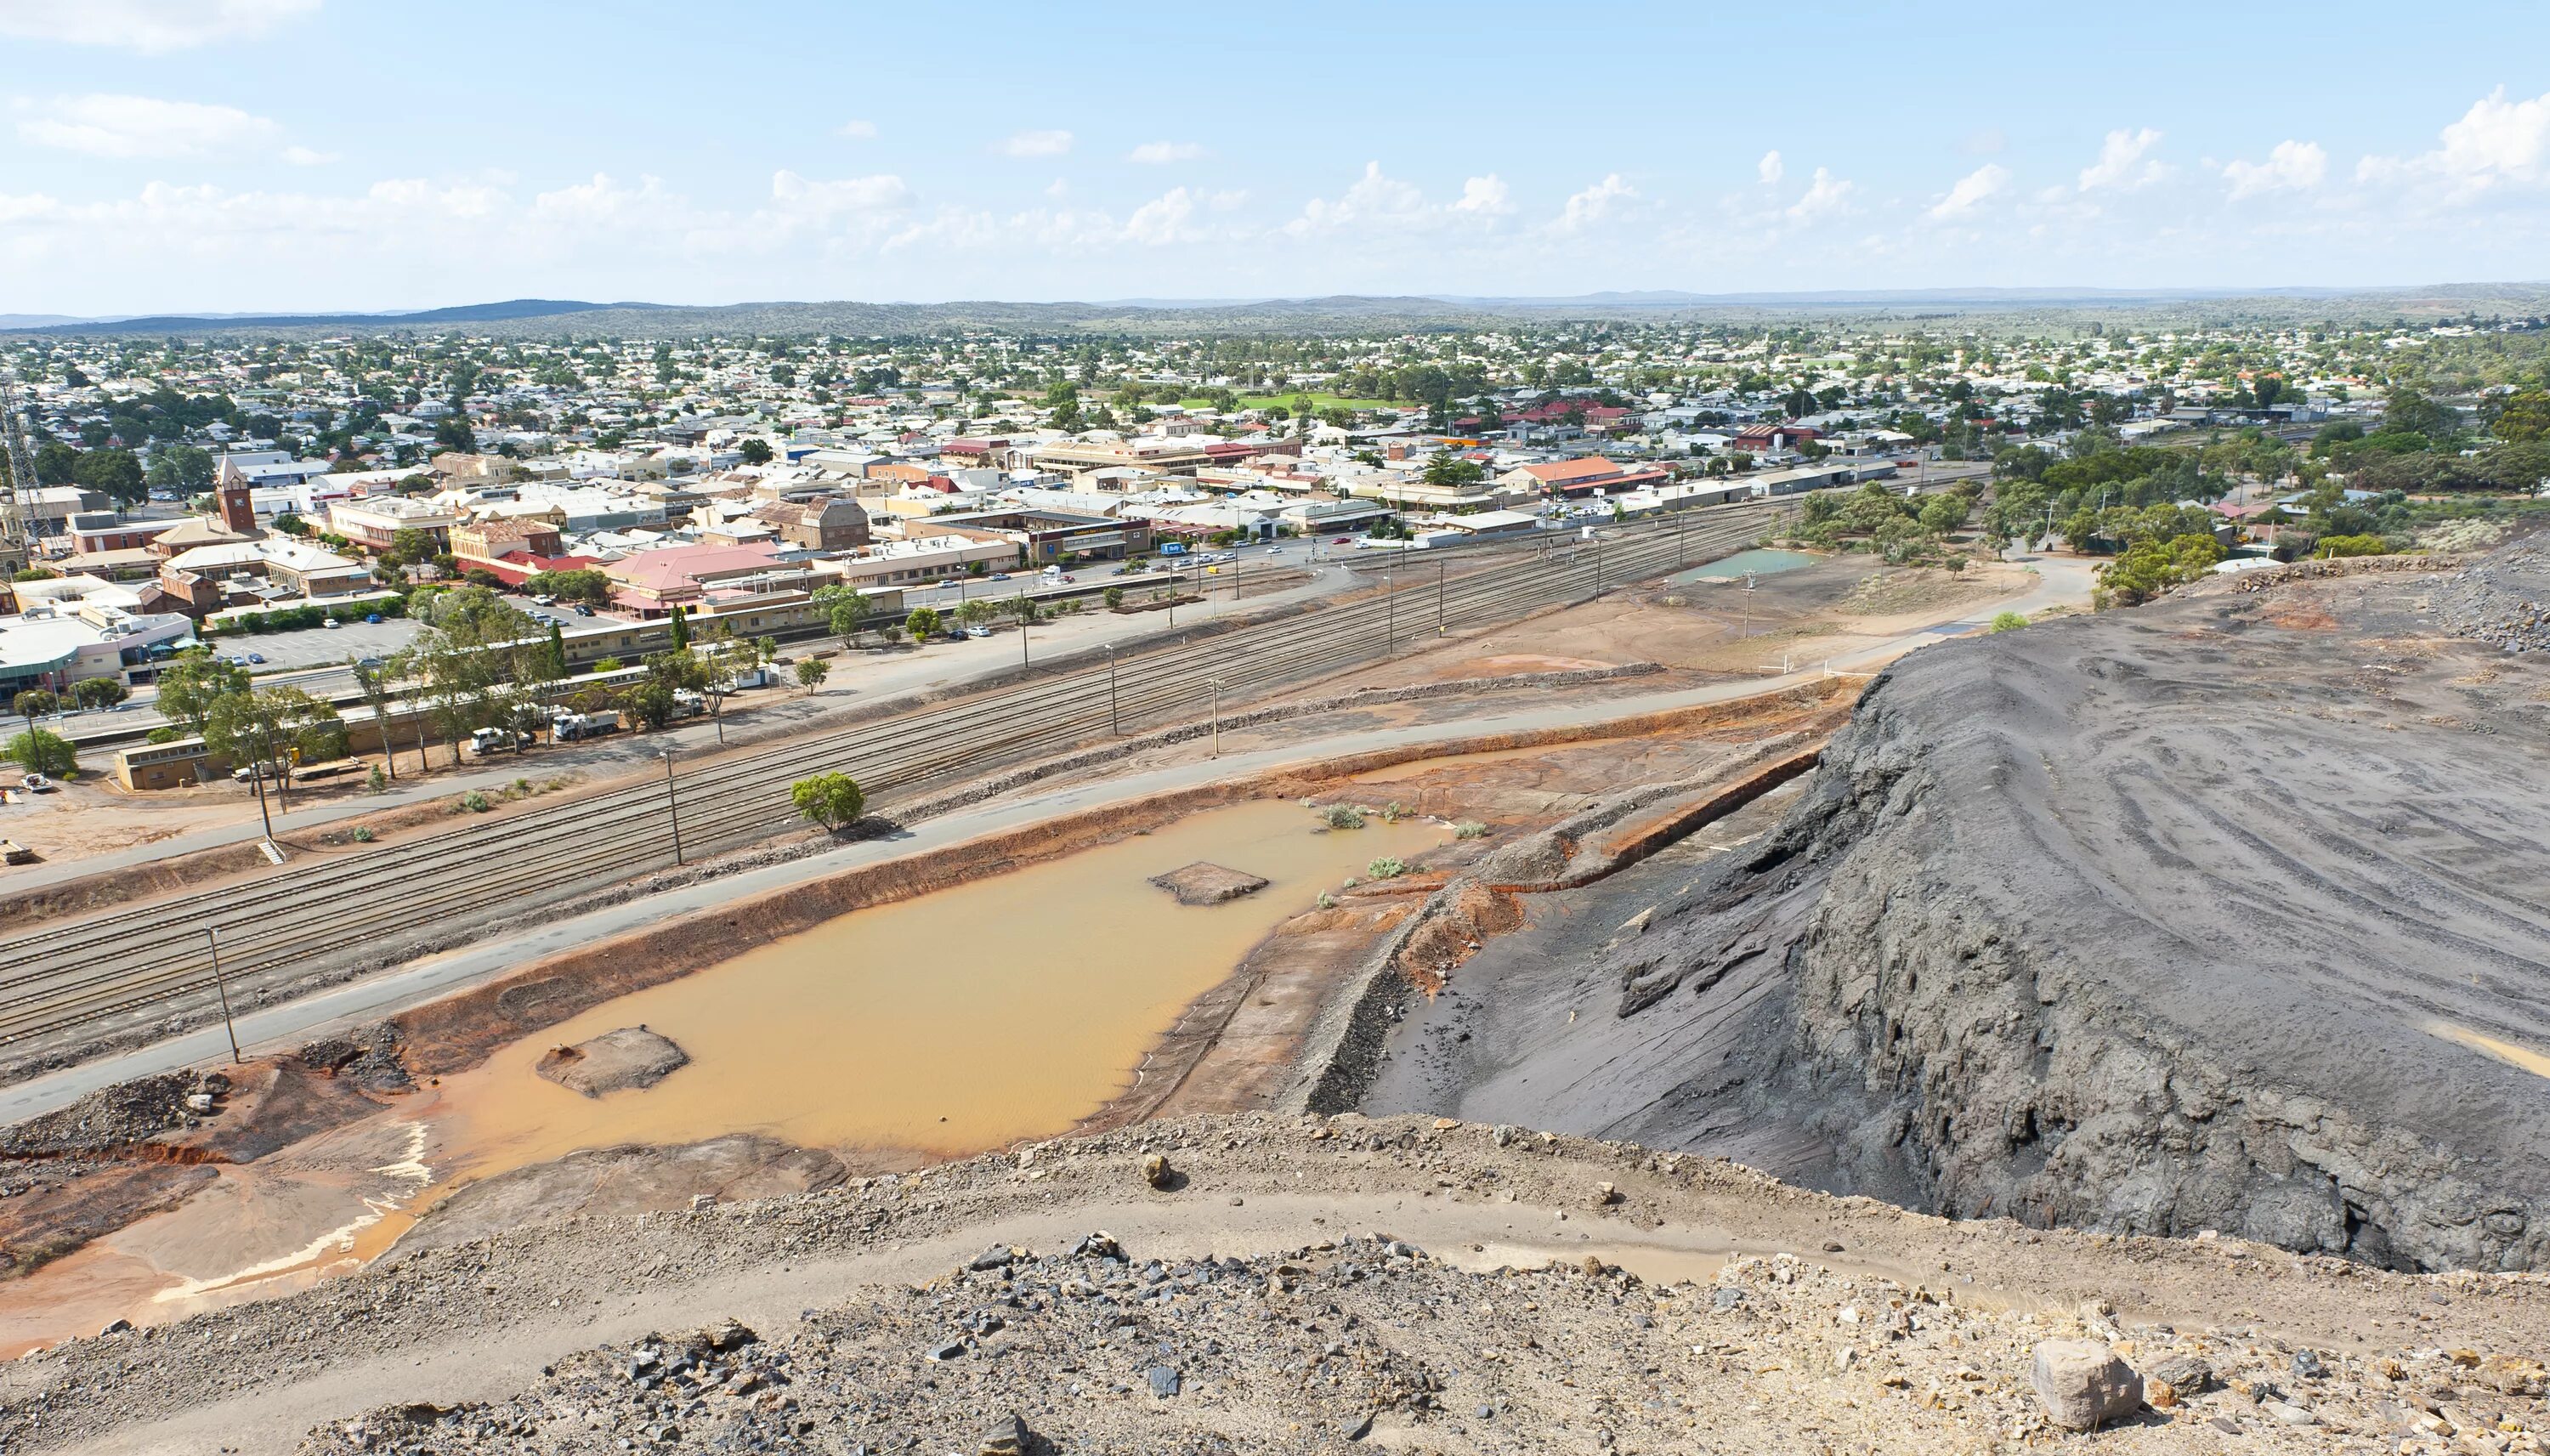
[1368,548,2550,1275]
[2,1113,2542,1455]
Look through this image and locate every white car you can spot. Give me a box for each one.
[965,625,994,638]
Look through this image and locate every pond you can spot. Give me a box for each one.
[1670,548,1820,586]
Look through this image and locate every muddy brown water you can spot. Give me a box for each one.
[0,801,1444,1354]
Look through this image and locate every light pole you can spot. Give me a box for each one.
[1102,641,1119,735]
[205,926,241,1064]
[1384,572,1395,649]
[662,748,683,866]
[1208,677,1225,756]
[1436,559,1446,636]
[1742,571,1757,639]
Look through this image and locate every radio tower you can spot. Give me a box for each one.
[0,372,35,572]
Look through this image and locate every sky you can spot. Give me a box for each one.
[2,0,2548,314]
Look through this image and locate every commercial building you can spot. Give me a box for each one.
[327,496,465,552]
[0,599,196,695]
[921,507,1152,565]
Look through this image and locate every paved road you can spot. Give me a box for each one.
[0,547,2098,1126]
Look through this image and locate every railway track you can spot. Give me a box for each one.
[0,501,1788,1051]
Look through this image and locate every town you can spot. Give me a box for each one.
[3,1,2549,1448]
[8,310,2547,802]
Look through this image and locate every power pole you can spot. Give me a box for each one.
[0,373,37,574]
[1102,643,1119,735]
[206,926,242,1064]
[662,749,683,865]
[1208,677,1225,756]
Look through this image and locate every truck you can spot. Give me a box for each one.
[552,709,621,742]
[1157,541,1187,557]
[467,727,531,756]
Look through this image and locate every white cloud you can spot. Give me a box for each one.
[280,144,337,166]
[998,128,1073,159]
[1927,162,2010,218]
[0,0,320,52]
[2222,139,2326,200]
[1757,150,1784,184]
[768,169,910,217]
[1285,161,1431,235]
[2359,88,2550,198]
[1125,188,1199,245]
[2078,127,2168,191]
[1453,174,1511,215]
[1785,167,1853,222]
[15,93,281,159]
[836,119,878,140]
[1555,173,1636,233]
[1127,140,1205,165]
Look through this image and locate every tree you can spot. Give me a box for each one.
[3,728,75,777]
[204,685,344,808]
[738,438,774,466]
[543,621,569,681]
[70,677,128,710]
[433,416,478,454]
[409,586,542,764]
[669,604,690,650]
[790,772,865,831]
[13,688,58,728]
[155,649,249,738]
[904,606,942,640]
[794,657,830,688]
[383,527,435,568]
[347,655,400,781]
[72,447,147,509]
[33,442,78,485]
[827,598,865,650]
[1422,454,1485,488]
[2490,389,2550,444]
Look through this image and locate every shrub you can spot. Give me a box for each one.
[794,658,830,688]
[1454,820,1491,839]
[352,824,375,841]
[458,790,490,813]
[366,766,387,791]
[2316,534,2392,558]
[1104,586,1125,608]
[594,657,624,673]
[791,771,865,830]
[1988,611,2029,633]
[1319,804,1366,830]
[1366,857,1408,880]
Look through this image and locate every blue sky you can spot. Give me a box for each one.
[3,0,2548,313]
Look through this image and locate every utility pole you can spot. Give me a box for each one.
[1208,677,1225,756]
[1101,642,1119,735]
[206,926,241,1064]
[1436,560,1447,636]
[0,373,37,574]
[662,749,683,865]
[1385,573,1395,649]
[1742,571,1757,638]
[249,750,277,848]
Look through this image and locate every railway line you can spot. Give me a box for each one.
[0,500,1788,1056]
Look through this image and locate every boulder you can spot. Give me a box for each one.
[2030,1340,2143,1431]
[535,1028,690,1098]
[1148,862,1270,906]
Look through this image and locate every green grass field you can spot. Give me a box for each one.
[1177,393,1400,412]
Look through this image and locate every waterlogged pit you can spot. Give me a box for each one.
[423,798,1448,1177]
[0,800,1444,1355]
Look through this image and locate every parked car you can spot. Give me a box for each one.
[324,616,341,629]
[1331,536,1353,545]
[574,603,596,616]
[964,625,994,639]
[531,593,556,606]
[246,653,266,665]
[20,773,52,793]
[364,612,382,624]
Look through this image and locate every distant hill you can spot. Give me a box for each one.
[22,298,657,336]
[8,283,2546,340]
